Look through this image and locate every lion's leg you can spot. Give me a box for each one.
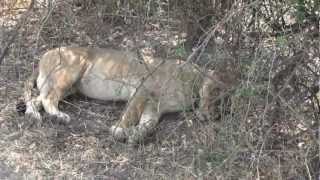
[127,102,160,144]
[198,80,211,121]
[198,76,223,121]
[24,70,42,120]
[110,91,148,140]
[40,88,71,123]
[25,96,42,120]
[38,69,81,123]
[198,77,219,121]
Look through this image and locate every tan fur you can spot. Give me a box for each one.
[24,47,236,144]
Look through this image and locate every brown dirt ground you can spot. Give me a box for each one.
[2,2,313,179]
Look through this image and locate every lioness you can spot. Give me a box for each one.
[23,47,234,144]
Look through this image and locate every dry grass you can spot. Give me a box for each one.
[0,0,319,179]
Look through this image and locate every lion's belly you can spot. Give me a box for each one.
[77,75,134,101]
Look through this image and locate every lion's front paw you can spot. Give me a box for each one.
[110,125,128,141]
[127,127,141,145]
[127,125,151,145]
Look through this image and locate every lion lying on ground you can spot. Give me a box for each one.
[23,47,236,144]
